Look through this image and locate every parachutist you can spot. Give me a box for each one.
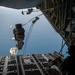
[22,11,24,15]
[13,24,25,41]
[26,8,33,14]
[13,24,25,50]
[32,17,39,24]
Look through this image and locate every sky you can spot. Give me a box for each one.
[0,6,68,57]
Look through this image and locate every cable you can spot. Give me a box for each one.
[22,14,43,54]
[23,8,54,12]
[59,26,75,54]
[23,23,34,54]
[59,38,64,54]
